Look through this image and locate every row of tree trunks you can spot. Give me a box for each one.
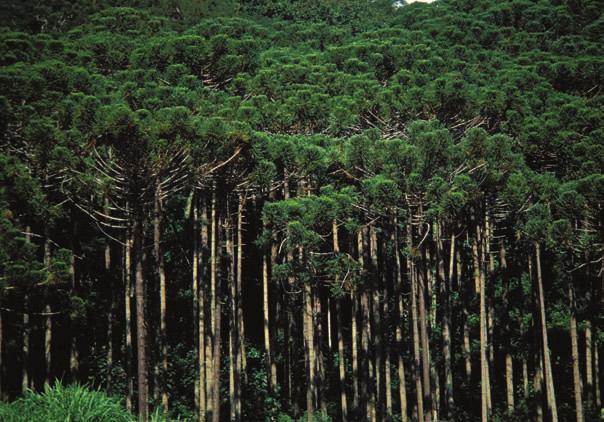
[10,187,603,422]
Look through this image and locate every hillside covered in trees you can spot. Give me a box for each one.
[0,0,602,421]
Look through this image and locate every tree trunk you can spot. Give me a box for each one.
[534,242,558,422]
[393,219,408,421]
[44,236,52,387]
[534,351,544,422]
[315,281,326,415]
[22,292,29,393]
[473,222,489,422]
[569,281,584,422]
[407,222,424,422]
[417,259,432,422]
[236,192,246,393]
[154,184,168,411]
[440,223,454,418]
[303,266,315,422]
[333,220,348,420]
[262,250,273,393]
[192,193,201,419]
[595,343,601,409]
[351,287,359,413]
[500,239,514,413]
[459,243,471,386]
[206,193,216,418]
[105,223,113,395]
[134,213,148,421]
[586,320,593,405]
[124,223,134,412]
[211,209,222,422]
[227,203,241,422]
[522,356,528,400]
[196,194,208,422]
[267,200,278,395]
[369,225,382,421]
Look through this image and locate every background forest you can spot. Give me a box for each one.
[0,0,602,421]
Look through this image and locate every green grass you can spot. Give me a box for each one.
[0,382,173,422]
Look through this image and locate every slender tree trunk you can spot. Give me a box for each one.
[333,220,348,420]
[192,193,201,419]
[407,222,424,422]
[500,239,514,413]
[197,194,208,422]
[369,225,382,421]
[236,192,246,393]
[134,214,148,421]
[351,287,359,413]
[384,271,393,418]
[569,281,584,422]
[534,243,558,422]
[228,209,240,422]
[44,236,52,387]
[586,320,593,406]
[262,251,273,393]
[211,210,222,422]
[22,291,29,393]
[459,243,471,386]
[522,356,529,400]
[267,201,278,395]
[594,345,602,409]
[105,225,113,395]
[440,224,454,417]
[154,184,169,411]
[393,219,408,421]
[124,223,134,412]
[303,265,315,422]
[474,222,489,422]
[21,226,32,392]
[206,194,216,418]
[534,351,544,422]
[417,258,432,422]
[595,343,601,409]
[315,281,326,415]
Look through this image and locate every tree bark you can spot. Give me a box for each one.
[134,213,148,421]
[303,264,315,422]
[211,209,222,422]
[369,225,382,421]
[206,193,216,418]
[473,221,489,422]
[417,259,432,422]
[105,220,113,396]
[407,222,424,422]
[332,220,348,420]
[569,281,584,422]
[44,235,52,387]
[393,219,408,421]
[124,222,134,412]
[440,224,454,417]
[236,192,246,393]
[534,242,558,422]
[586,320,593,405]
[500,239,514,413]
[154,183,168,411]
[22,292,29,393]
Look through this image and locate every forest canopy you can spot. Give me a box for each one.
[0,0,602,421]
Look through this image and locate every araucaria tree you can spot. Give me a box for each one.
[0,1,602,421]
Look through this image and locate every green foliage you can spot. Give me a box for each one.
[0,383,132,422]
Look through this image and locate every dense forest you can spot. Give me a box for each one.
[0,0,602,421]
